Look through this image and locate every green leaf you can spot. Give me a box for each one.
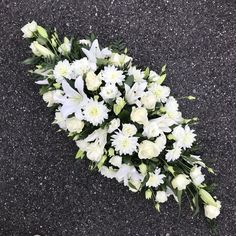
[158,74,166,84]
[193,194,199,217]
[177,190,182,209]
[22,57,40,65]
[128,181,138,191]
[96,58,109,66]
[144,67,150,79]
[37,26,48,38]
[161,64,167,74]
[124,75,134,87]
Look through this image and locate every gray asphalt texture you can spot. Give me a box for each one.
[0,0,236,235]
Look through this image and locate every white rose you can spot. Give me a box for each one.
[86,142,104,162]
[172,174,191,191]
[108,118,120,133]
[143,121,161,139]
[65,117,84,133]
[204,203,221,219]
[122,124,137,137]
[190,166,205,186]
[85,71,102,91]
[21,21,37,38]
[141,92,157,110]
[138,140,159,159]
[100,84,121,100]
[155,191,168,203]
[130,107,148,125]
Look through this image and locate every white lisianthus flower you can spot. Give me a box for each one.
[190,166,205,186]
[100,166,117,179]
[85,71,102,91]
[148,70,162,83]
[99,84,121,101]
[30,41,54,58]
[71,58,96,77]
[164,96,182,123]
[79,39,91,46]
[83,99,109,126]
[148,83,170,103]
[130,107,148,125]
[21,21,37,38]
[108,118,120,133]
[128,66,145,82]
[111,131,138,155]
[141,91,157,110]
[53,110,67,130]
[42,90,64,107]
[65,117,84,133]
[143,121,161,139]
[109,155,122,167]
[53,60,72,82]
[86,141,104,162]
[102,65,125,85]
[58,37,71,55]
[204,201,221,219]
[125,82,147,106]
[122,124,137,137]
[109,53,132,67]
[138,140,159,159]
[172,174,191,191]
[155,191,168,203]
[146,168,165,188]
[172,125,196,149]
[165,145,182,162]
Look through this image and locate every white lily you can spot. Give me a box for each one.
[125,82,147,106]
[60,77,88,119]
[82,39,112,63]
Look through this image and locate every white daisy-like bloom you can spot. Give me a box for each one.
[122,124,137,137]
[172,125,196,149]
[83,99,109,126]
[71,57,96,77]
[146,168,165,188]
[128,66,145,82]
[165,145,182,162]
[111,131,138,155]
[99,84,121,101]
[53,59,72,82]
[108,118,120,133]
[148,83,170,103]
[102,65,125,85]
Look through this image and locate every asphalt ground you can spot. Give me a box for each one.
[0,0,235,235]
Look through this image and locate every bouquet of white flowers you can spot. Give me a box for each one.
[22,21,221,221]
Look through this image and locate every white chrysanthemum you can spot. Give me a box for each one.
[165,145,182,162]
[146,168,165,188]
[148,83,170,103]
[102,65,125,85]
[83,99,109,126]
[111,131,138,155]
[165,96,182,123]
[172,125,196,149]
[53,60,72,82]
[100,166,117,179]
[128,66,145,82]
[99,84,121,101]
[71,58,96,77]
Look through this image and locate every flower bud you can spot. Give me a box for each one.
[37,25,48,38]
[199,189,217,207]
[145,189,152,199]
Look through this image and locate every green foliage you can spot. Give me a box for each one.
[110,39,126,53]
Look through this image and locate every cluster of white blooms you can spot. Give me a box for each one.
[22,21,221,221]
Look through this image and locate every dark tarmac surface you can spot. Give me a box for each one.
[0,0,236,235]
